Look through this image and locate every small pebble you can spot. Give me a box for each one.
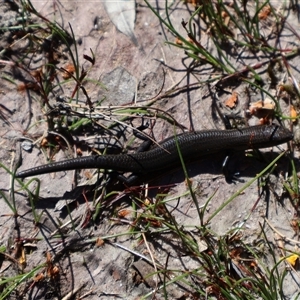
[21,140,33,152]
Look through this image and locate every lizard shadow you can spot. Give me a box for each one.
[31,150,291,214]
[145,150,291,186]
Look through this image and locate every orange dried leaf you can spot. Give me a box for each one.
[250,260,258,268]
[83,170,93,179]
[40,138,49,147]
[225,92,238,108]
[33,273,45,282]
[76,148,83,156]
[30,69,42,79]
[221,11,230,26]
[175,37,183,45]
[290,219,299,233]
[112,269,121,281]
[96,238,105,247]
[249,99,275,115]
[290,105,297,123]
[187,37,194,44]
[19,247,26,267]
[17,82,27,92]
[46,252,52,262]
[45,251,58,278]
[51,266,60,277]
[258,5,271,20]
[230,247,243,259]
[258,116,271,125]
[221,11,228,18]
[47,263,59,278]
[148,219,162,227]
[118,209,130,218]
[61,63,75,79]
[185,0,200,7]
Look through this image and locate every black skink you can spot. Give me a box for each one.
[16,125,293,178]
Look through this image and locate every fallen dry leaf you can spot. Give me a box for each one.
[112,269,121,281]
[249,98,276,115]
[225,92,238,108]
[96,238,105,247]
[118,209,130,218]
[33,272,45,282]
[290,105,297,123]
[61,63,75,79]
[19,247,26,269]
[175,37,183,45]
[258,5,271,20]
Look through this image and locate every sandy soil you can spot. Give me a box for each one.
[1,0,300,299]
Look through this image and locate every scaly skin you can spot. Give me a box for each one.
[16,124,293,178]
